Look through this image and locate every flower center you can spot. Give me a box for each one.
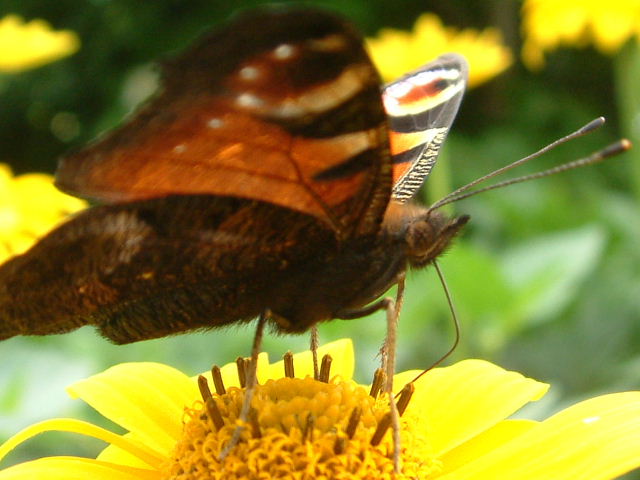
[161,354,441,480]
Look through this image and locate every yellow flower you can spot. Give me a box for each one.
[367,13,513,88]
[0,14,79,73]
[522,0,640,69]
[1,339,639,479]
[0,164,87,262]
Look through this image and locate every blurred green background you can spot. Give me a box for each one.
[1,0,639,472]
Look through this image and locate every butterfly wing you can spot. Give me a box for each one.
[383,54,468,202]
[56,7,392,237]
[0,196,338,343]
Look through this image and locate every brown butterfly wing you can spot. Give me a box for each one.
[56,7,392,237]
[0,196,345,343]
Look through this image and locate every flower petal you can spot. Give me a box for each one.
[0,418,164,469]
[66,362,198,456]
[367,12,511,86]
[0,15,79,73]
[262,338,354,381]
[0,163,87,261]
[0,457,158,480]
[440,392,640,480]
[97,434,157,469]
[404,359,548,456]
[440,419,538,472]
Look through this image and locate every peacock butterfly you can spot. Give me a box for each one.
[0,6,468,343]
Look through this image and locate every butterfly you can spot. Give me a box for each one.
[0,6,468,344]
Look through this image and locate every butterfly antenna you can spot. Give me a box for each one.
[403,260,460,387]
[434,139,631,208]
[429,117,628,211]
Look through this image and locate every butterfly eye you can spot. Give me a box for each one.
[405,213,469,267]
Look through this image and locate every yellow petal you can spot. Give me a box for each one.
[521,0,640,62]
[391,368,421,392]
[367,12,511,87]
[403,359,548,456]
[440,419,538,472]
[97,433,157,469]
[262,338,354,381]
[67,362,197,456]
[440,392,640,480]
[0,164,87,260]
[0,456,158,480]
[0,15,79,72]
[0,418,164,469]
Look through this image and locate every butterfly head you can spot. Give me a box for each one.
[403,208,469,269]
[382,202,468,269]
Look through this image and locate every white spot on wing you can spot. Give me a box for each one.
[262,63,372,119]
[273,44,296,60]
[236,93,264,109]
[207,118,223,128]
[173,144,186,153]
[309,34,347,52]
[239,65,260,81]
[412,67,460,86]
[385,81,413,100]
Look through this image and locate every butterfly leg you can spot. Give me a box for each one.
[219,310,268,461]
[310,324,320,380]
[386,274,405,474]
[336,274,406,473]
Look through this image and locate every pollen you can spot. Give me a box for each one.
[161,355,441,480]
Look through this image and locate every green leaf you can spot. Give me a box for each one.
[501,225,606,328]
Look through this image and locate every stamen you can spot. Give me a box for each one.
[310,325,320,380]
[319,354,332,383]
[164,349,439,479]
[197,375,212,403]
[370,412,391,446]
[284,351,295,378]
[205,398,225,431]
[370,368,385,398]
[303,412,315,442]
[396,383,415,416]
[346,407,361,439]
[211,365,226,395]
[280,421,289,434]
[198,376,224,430]
[249,408,262,438]
[236,357,248,388]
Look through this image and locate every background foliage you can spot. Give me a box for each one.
[1,0,638,471]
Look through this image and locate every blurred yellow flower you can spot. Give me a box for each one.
[0,164,86,262]
[367,13,512,88]
[522,0,640,69]
[0,14,79,73]
[1,339,639,479]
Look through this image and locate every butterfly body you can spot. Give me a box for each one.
[0,6,468,344]
[0,194,466,343]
